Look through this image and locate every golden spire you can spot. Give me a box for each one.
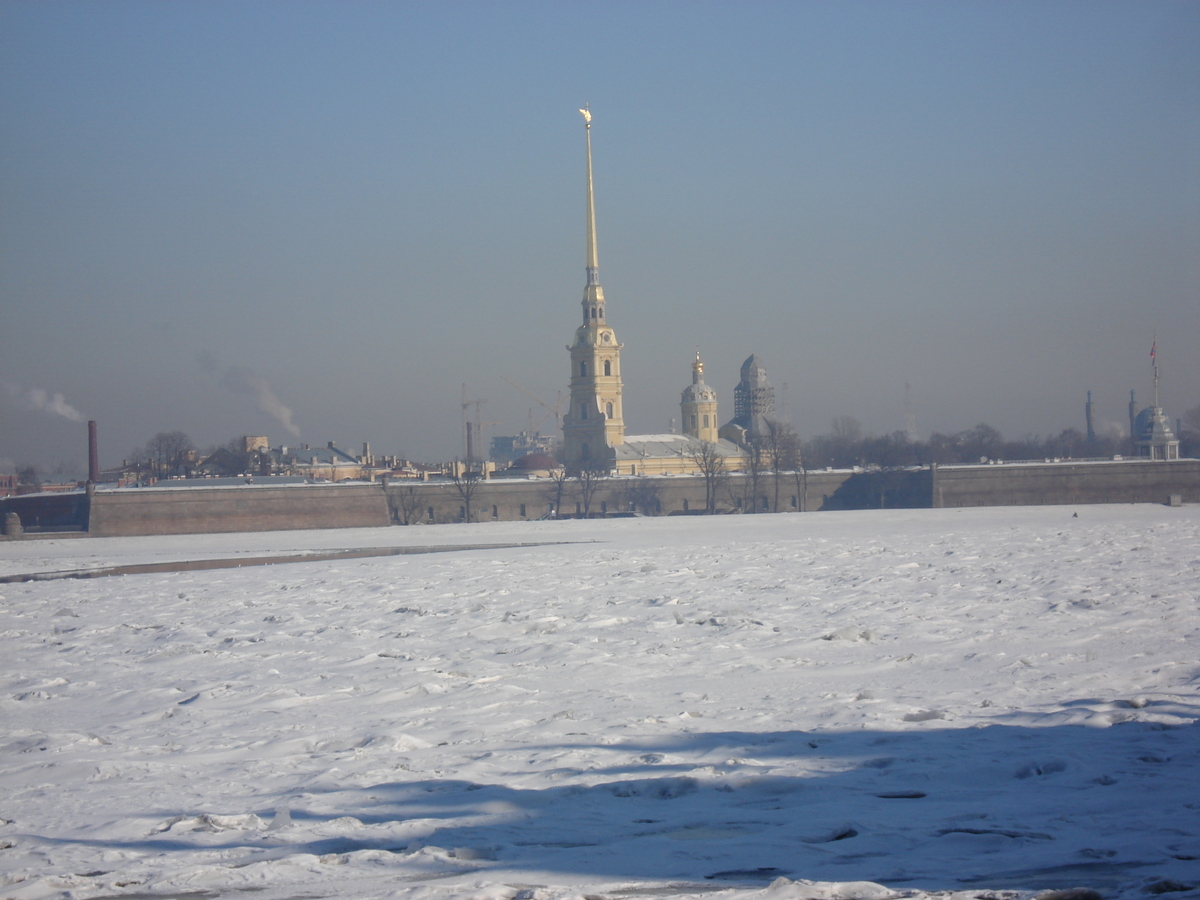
[578,105,606,326]
[581,104,599,286]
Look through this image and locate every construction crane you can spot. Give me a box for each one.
[460,385,490,465]
[501,376,563,434]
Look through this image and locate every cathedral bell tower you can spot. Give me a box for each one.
[681,352,718,443]
[562,105,624,468]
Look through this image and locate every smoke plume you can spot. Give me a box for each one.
[3,382,86,422]
[220,366,301,437]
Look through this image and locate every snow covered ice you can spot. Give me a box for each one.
[1,504,1198,900]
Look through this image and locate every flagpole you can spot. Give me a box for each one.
[1151,335,1159,409]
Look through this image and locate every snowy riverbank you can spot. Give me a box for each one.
[2,505,1198,899]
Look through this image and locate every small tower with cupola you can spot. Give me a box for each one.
[681,353,719,443]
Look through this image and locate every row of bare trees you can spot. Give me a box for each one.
[386,461,624,524]
[123,431,196,480]
[802,407,1200,470]
[724,420,806,513]
[387,400,1200,525]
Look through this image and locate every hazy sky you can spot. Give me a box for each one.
[2,1,1197,473]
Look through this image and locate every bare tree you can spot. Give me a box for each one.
[574,460,609,518]
[762,420,790,512]
[688,441,727,514]
[544,466,570,518]
[778,427,806,511]
[763,420,805,512]
[619,477,662,515]
[143,431,194,478]
[739,435,767,513]
[448,462,482,522]
[387,483,427,525]
[16,464,41,487]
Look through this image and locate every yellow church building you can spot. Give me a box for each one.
[559,107,748,477]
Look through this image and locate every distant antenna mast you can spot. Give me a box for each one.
[1151,335,1159,409]
[462,384,471,463]
[904,383,917,443]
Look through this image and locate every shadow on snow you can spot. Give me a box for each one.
[29,715,1200,893]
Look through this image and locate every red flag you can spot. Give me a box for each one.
[1151,340,1157,360]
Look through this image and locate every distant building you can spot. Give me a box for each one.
[1134,407,1180,460]
[1133,342,1181,461]
[561,107,625,469]
[490,431,556,466]
[195,438,411,482]
[720,354,776,447]
[557,108,746,476]
[680,353,719,443]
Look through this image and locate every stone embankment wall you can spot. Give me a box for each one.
[86,484,391,536]
[384,470,859,523]
[2,460,1196,538]
[932,459,1200,508]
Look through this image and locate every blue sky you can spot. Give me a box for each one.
[2,1,1197,470]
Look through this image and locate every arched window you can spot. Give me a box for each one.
[581,403,588,420]
[604,359,611,376]
[690,415,697,429]
[591,307,597,318]
[580,361,587,377]
[581,442,590,459]
[703,414,709,427]
[598,306,603,317]
[606,402,613,418]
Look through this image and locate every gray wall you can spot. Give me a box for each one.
[384,471,857,523]
[3,460,1197,539]
[86,484,390,536]
[932,459,1200,508]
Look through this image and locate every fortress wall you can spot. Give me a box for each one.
[86,484,391,537]
[384,471,855,523]
[932,459,1200,508]
[9,462,1193,539]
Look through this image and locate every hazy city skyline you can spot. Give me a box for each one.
[2,1,1197,472]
